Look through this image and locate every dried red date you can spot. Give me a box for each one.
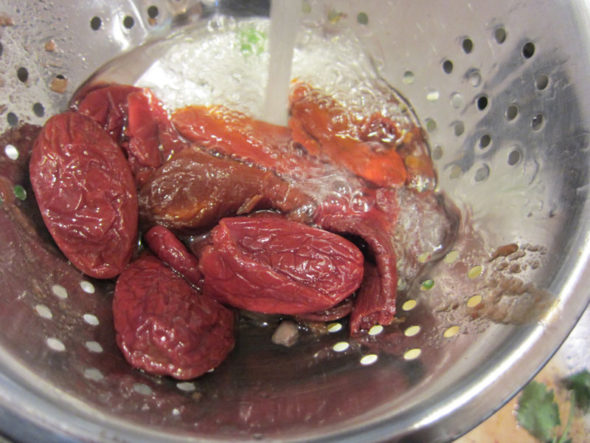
[29,112,138,278]
[138,146,314,232]
[75,84,188,187]
[113,254,235,380]
[144,225,202,286]
[199,216,364,315]
[126,88,188,186]
[296,298,353,322]
[73,83,140,143]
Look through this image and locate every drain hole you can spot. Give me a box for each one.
[535,74,549,90]
[453,121,465,136]
[403,71,415,84]
[450,92,464,109]
[7,112,17,127]
[494,27,507,44]
[531,113,544,130]
[123,15,135,29]
[479,134,491,149]
[476,95,488,111]
[462,37,474,54]
[432,145,443,160]
[474,165,490,182]
[50,74,68,93]
[442,59,453,74]
[4,144,18,160]
[17,67,28,83]
[33,102,45,117]
[449,164,462,180]
[90,16,102,30]
[357,12,369,25]
[508,149,522,165]
[425,118,437,132]
[506,104,519,121]
[466,69,482,87]
[522,41,535,59]
[426,90,440,101]
[147,5,159,18]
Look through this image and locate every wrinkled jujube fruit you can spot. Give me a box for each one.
[113,254,235,380]
[199,215,364,314]
[73,83,140,144]
[138,146,313,232]
[144,225,202,286]
[29,111,138,279]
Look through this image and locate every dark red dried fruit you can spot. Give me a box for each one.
[144,225,202,286]
[138,146,313,232]
[75,84,188,187]
[172,99,457,334]
[296,298,353,322]
[171,105,319,178]
[126,88,188,186]
[200,216,364,315]
[73,83,140,144]
[29,112,138,278]
[289,82,407,187]
[113,254,235,380]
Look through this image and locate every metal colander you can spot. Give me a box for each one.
[1,0,590,441]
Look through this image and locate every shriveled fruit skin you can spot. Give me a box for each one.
[29,111,138,279]
[144,225,202,286]
[113,254,235,380]
[138,146,313,232]
[73,83,140,144]
[199,216,364,315]
[74,84,188,187]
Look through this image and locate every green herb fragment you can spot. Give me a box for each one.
[564,369,590,412]
[327,9,346,24]
[238,26,266,56]
[302,0,311,14]
[357,12,369,25]
[517,381,561,442]
[420,279,434,290]
[13,184,26,201]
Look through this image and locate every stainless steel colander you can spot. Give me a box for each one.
[1,0,590,441]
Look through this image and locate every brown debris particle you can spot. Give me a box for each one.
[0,14,14,26]
[489,243,518,261]
[50,76,68,93]
[44,40,56,52]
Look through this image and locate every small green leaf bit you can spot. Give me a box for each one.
[517,381,561,442]
[564,369,590,412]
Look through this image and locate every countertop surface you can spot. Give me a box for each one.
[458,303,590,442]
